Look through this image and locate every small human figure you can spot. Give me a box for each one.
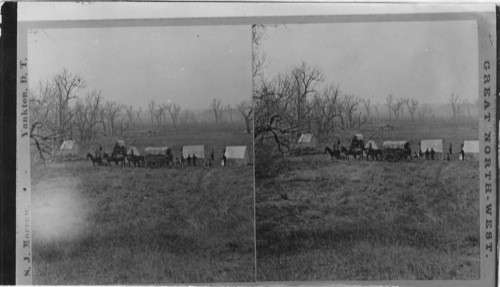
[181,155,185,166]
[193,154,197,166]
[460,147,465,161]
[187,154,192,166]
[430,148,435,160]
[448,143,453,158]
[425,148,430,160]
[211,149,215,162]
[222,154,227,167]
[95,145,103,162]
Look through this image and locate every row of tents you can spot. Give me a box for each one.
[57,140,251,166]
[295,133,480,157]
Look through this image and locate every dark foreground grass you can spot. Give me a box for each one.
[256,156,480,281]
[32,161,254,284]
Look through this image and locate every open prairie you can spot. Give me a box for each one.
[256,119,480,281]
[31,129,254,284]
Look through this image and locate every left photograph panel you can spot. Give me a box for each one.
[22,13,255,284]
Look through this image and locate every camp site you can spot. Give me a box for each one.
[254,22,480,281]
[28,22,254,284]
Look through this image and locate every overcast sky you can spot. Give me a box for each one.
[28,25,252,110]
[259,21,478,105]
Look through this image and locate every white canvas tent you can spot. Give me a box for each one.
[463,140,479,157]
[383,141,410,150]
[59,140,79,156]
[224,146,249,166]
[420,139,444,153]
[364,140,379,150]
[297,133,318,149]
[145,147,171,155]
[183,145,205,161]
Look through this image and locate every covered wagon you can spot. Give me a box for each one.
[350,134,365,150]
[144,147,173,168]
[382,141,411,161]
[112,140,127,156]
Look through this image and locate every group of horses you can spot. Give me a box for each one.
[323,139,411,162]
[324,145,385,161]
[86,149,145,167]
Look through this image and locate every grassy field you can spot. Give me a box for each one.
[31,131,254,284]
[256,119,480,281]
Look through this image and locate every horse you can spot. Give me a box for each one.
[127,154,145,167]
[346,147,364,160]
[103,153,126,166]
[365,148,382,161]
[87,153,102,166]
[102,153,112,166]
[324,146,341,159]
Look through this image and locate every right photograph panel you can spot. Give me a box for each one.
[253,20,480,281]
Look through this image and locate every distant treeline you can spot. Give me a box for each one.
[29,68,253,161]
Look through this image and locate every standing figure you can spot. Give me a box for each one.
[425,148,430,160]
[193,154,197,166]
[222,149,227,167]
[187,154,192,166]
[430,148,435,160]
[448,143,453,158]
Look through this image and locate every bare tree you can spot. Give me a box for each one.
[54,68,86,134]
[166,103,181,128]
[102,101,122,136]
[373,101,380,118]
[385,94,394,120]
[237,100,254,134]
[399,98,409,119]
[254,71,299,154]
[29,81,60,160]
[406,98,419,122]
[29,69,86,160]
[125,105,134,124]
[154,105,165,126]
[291,62,324,131]
[338,94,361,130]
[252,24,272,79]
[362,99,371,119]
[309,84,340,140]
[210,98,224,124]
[135,107,142,124]
[391,99,403,121]
[148,100,156,126]
[74,90,103,142]
[449,93,461,119]
[418,105,432,121]
[224,104,236,132]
